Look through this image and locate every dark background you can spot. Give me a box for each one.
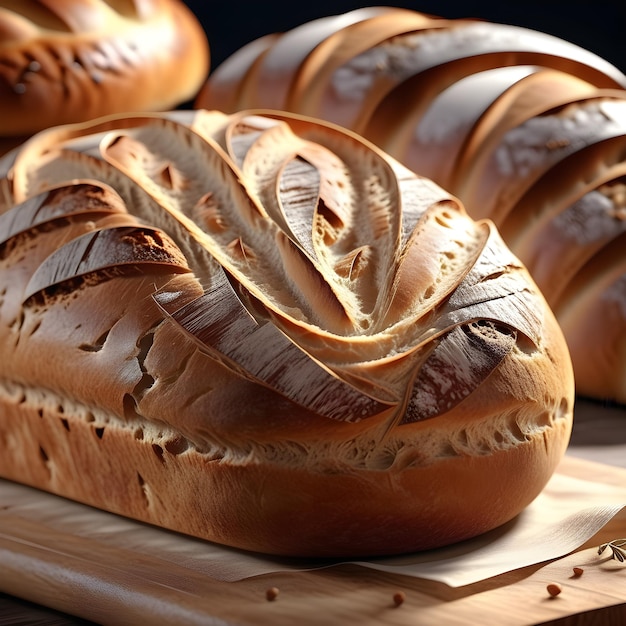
[183,1,625,73]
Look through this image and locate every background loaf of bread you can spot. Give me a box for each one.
[0,0,209,152]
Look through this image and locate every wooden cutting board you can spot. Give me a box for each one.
[1,455,626,626]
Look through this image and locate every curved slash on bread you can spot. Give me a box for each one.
[1,110,548,425]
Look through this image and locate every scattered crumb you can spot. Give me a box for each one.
[572,567,584,577]
[546,583,562,597]
[393,591,406,607]
[265,587,279,602]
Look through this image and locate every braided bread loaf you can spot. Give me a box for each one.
[0,0,209,151]
[196,7,626,404]
[0,109,572,556]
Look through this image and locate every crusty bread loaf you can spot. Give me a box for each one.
[196,8,626,405]
[0,0,208,143]
[0,109,573,557]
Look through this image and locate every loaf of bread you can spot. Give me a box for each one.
[0,109,573,557]
[196,8,626,405]
[0,0,209,151]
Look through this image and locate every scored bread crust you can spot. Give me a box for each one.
[0,110,573,557]
[0,0,209,137]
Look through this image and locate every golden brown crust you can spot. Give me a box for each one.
[0,0,209,137]
[0,288,572,557]
[0,110,574,557]
[0,385,570,557]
